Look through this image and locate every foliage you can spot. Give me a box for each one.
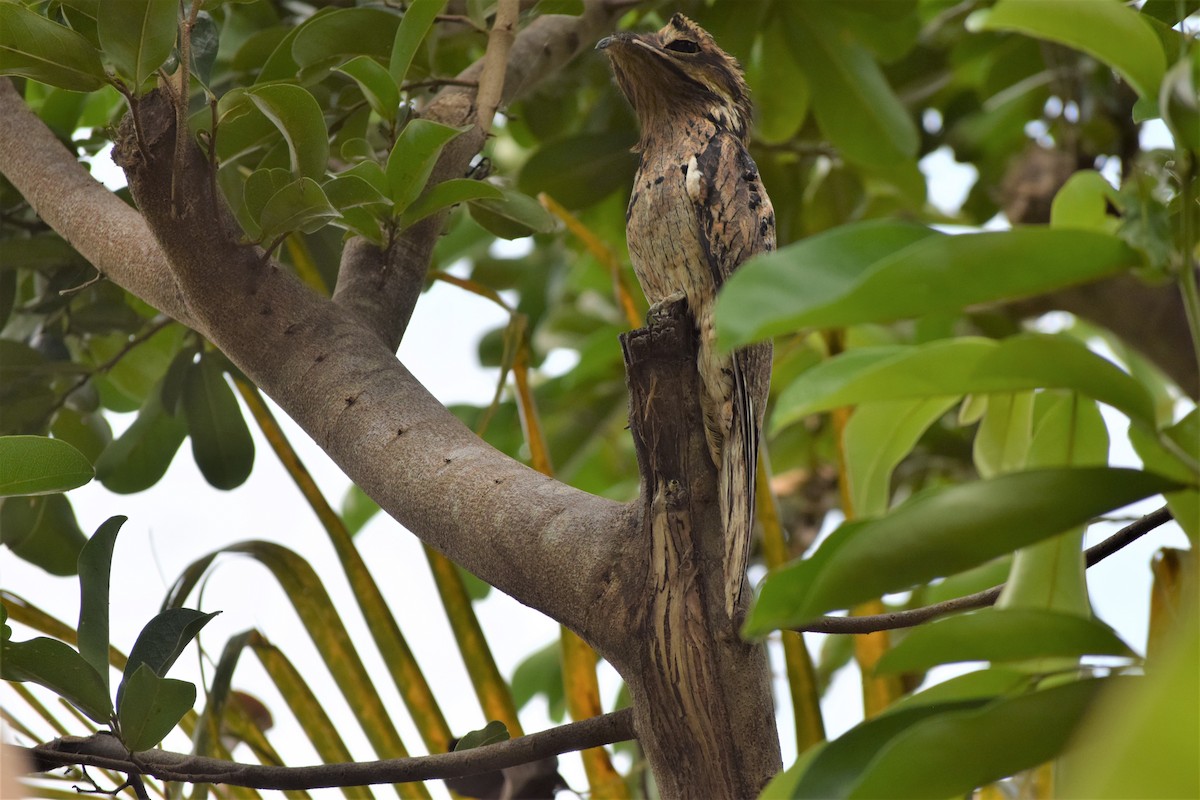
[1,0,1197,798]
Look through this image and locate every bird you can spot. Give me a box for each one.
[598,13,775,620]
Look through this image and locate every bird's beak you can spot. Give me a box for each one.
[596,35,614,51]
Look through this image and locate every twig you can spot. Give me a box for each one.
[402,78,479,92]
[794,506,1175,634]
[28,709,635,790]
[475,0,519,134]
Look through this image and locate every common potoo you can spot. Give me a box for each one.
[599,14,774,619]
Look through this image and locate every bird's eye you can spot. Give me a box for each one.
[664,39,700,54]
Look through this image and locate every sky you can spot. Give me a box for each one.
[1,120,1191,799]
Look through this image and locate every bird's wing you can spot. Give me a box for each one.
[689,131,775,620]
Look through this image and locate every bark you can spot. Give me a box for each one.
[598,301,782,798]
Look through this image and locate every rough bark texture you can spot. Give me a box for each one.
[601,301,782,798]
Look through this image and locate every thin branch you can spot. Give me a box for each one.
[475,0,519,134]
[28,710,635,791]
[794,506,1175,634]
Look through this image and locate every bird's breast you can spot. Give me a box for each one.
[625,142,715,311]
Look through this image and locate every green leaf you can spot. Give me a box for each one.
[0,4,107,91]
[716,220,935,347]
[1051,170,1120,232]
[116,608,219,710]
[240,167,294,238]
[842,397,959,517]
[389,0,447,87]
[518,132,637,209]
[782,3,918,168]
[979,0,1167,103]
[844,678,1111,798]
[0,435,94,497]
[94,389,188,494]
[791,699,990,799]
[718,228,1140,348]
[0,635,113,723]
[97,0,178,91]
[386,119,467,213]
[323,174,391,213]
[245,84,330,180]
[117,663,196,752]
[1130,408,1199,542]
[745,467,1181,634]
[875,609,1134,674]
[257,178,340,244]
[745,25,809,145]
[291,7,403,70]
[511,639,565,720]
[454,720,510,751]
[468,184,558,239]
[1161,50,1200,150]
[771,334,1158,435]
[181,356,254,491]
[1061,603,1200,798]
[335,55,400,120]
[77,515,125,692]
[399,178,503,228]
[0,494,87,576]
[972,392,1035,479]
[340,484,381,536]
[188,11,220,88]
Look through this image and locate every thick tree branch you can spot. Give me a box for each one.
[0,80,191,327]
[26,710,634,790]
[795,506,1175,634]
[331,0,633,350]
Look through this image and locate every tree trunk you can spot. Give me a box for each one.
[600,300,782,798]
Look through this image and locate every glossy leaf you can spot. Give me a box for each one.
[324,173,391,211]
[341,484,381,536]
[116,608,219,710]
[718,228,1139,348]
[998,392,1108,613]
[77,515,125,691]
[972,392,1034,479]
[746,467,1181,633]
[782,3,918,168]
[245,84,329,180]
[1130,408,1199,542]
[389,0,447,87]
[980,0,1167,102]
[386,119,467,213]
[468,185,558,239]
[0,4,107,91]
[257,177,340,243]
[454,720,510,750]
[875,609,1133,674]
[1061,606,1200,798]
[0,635,113,723]
[399,178,503,228]
[117,663,196,752]
[188,11,220,88]
[771,334,1158,434]
[790,699,989,799]
[94,389,188,494]
[335,56,400,120]
[0,435,93,496]
[843,397,959,517]
[240,167,294,238]
[291,7,402,69]
[181,356,255,490]
[844,678,1111,798]
[1051,170,1120,232]
[0,494,87,576]
[97,0,178,91]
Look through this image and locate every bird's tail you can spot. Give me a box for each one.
[721,352,758,621]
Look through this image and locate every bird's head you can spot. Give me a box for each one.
[597,13,751,144]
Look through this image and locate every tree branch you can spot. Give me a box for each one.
[0,80,192,327]
[794,506,1175,634]
[26,710,634,790]
[331,0,633,351]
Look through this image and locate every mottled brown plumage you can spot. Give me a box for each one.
[599,13,774,619]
